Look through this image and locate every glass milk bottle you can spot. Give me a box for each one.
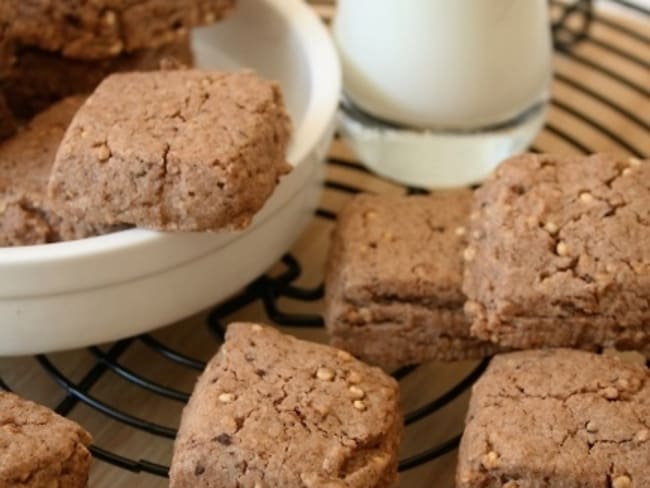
[333,0,553,187]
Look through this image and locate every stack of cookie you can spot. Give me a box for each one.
[325,190,500,369]
[324,152,650,486]
[326,153,650,366]
[0,0,235,118]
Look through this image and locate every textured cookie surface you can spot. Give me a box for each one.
[48,70,292,232]
[325,192,498,368]
[457,349,650,487]
[463,153,650,354]
[0,96,116,246]
[1,36,193,119]
[170,322,402,488]
[0,391,92,487]
[1,0,234,60]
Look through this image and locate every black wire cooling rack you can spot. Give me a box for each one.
[1,0,649,485]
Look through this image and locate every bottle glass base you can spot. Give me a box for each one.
[337,98,548,188]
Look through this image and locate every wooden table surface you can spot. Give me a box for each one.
[1,2,648,487]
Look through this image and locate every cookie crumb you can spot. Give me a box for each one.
[481,451,499,469]
[94,143,111,162]
[635,429,648,443]
[103,10,117,26]
[413,264,429,278]
[586,421,598,433]
[349,386,365,399]
[358,307,372,322]
[316,367,335,381]
[337,350,353,361]
[612,475,632,488]
[353,400,366,411]
[602,386,619,400]
[629,157,641,167]
[556,241,569,257]
[251,324,263,332]
[579,192,594,203]
[108,40,124,55]
[348,371,362,384]
[218,392,236,403]
[463,247,477,262]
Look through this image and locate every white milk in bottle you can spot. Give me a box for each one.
[334,0,553,187]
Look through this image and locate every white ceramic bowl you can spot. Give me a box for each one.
[0,0,340,356]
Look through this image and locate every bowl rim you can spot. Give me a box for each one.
[0,0,341,266]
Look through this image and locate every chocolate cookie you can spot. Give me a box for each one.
[170,322,402,488]
[1,36,193,119]
[1,0,234,60]
[48,70,292,232]
[0,391,92,487]
[463,153,650,355]
[457,348,650,487]
[325,192,499,369]
[0,96,117,246]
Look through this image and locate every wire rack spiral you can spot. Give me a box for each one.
[1,1,648,486]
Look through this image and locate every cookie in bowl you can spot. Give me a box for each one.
[48,69,292,232]
[1,0,235,60]
[0,96,118,246]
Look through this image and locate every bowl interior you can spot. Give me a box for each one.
[193,0,311,164]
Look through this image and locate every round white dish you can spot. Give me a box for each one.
[0,0,341,356]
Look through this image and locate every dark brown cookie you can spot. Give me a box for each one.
[457,348,650,487]
[463,153,650,356]
[0,96,117,246]
[170,322,402,488]
[325,192,499,369]
[48,70,292,232]
[1,0,234,60]
[0,391,92,487]
[1,36,193,119]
